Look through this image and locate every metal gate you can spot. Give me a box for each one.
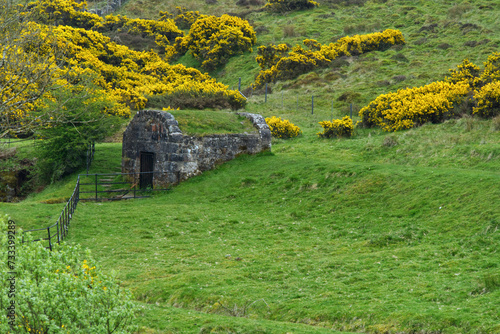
[140,152,154,189]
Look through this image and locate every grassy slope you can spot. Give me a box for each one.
[3,118,498,333]
[2,0,500,333]
[118,0,500,117]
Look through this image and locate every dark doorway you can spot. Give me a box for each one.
[140,152,154,189]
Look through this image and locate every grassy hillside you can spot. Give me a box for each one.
[3,115,499,333]
[1,0,500,333]
[118,0,500,117]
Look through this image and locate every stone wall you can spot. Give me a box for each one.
[122,110,271,186]
[88,0,124,16]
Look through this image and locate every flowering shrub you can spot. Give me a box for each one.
[255,43,290,70]
[480,52,500,84]
[3,15,246,132]
[0,215,138,333]
[473,81,500,118]
[53,24,245,110]
[181,14,257,71]
[26,0,185,58]
[359,81,470,131]
[360,51,500,132]
[264,0,319,12]
[317,116,354,138]
[265,116,302,138]
[446,59,482,89]
[254,29,405,88]
[160,7,201,30]
[26,0,101,29]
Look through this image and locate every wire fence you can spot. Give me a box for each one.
[22,176,80,251]
[235,81,362,121]
[20,172,170,249]
[86,141,95,174]
[0,136,39,158]
[78,171,171,201]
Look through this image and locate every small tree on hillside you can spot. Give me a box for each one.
[0,1,66,138]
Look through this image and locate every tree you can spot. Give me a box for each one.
[36,79,123,183]
[0,0,66,138]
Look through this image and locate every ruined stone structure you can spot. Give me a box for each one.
[122,110,271,187]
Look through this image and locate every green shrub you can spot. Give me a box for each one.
[36,82,122,183]
[264,0,319,12]
[0,215,138,333]
[265,116,302,138]
[317,116,354,138]
[146,89,246,111]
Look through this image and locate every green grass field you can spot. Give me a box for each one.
[3,115,499,333]
[2,0,500,332]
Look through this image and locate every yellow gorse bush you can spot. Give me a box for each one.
[317,116,354,138]
[473,81,500,117]
[361,51,500,132]
[359,81,470,132]
[26,0,101,29]
[479,52,500,86]
[446,58,482,88]
[24,22,244,113]
[26,0,184,58]
[180,14,257,71]
[160,6,201,30]
[265,116,302,138]
[4,0,247,133]
[254,29,405,88]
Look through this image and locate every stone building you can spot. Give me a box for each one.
[122,110,271,188]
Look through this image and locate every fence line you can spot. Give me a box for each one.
[78,171,171,201]
[22,176,80,251]
[86,141,95,174]
[20,172,170,249]
[237,81,360,120]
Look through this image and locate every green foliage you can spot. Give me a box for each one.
[36,82,122,183]
[263,0,319,13]
[317,115,354,138]
[4,114,500,333]
[146,88,246,111]
[180,14,257,71]
[0,215,138,334]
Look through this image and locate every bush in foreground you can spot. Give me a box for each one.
[0,215,138,334]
